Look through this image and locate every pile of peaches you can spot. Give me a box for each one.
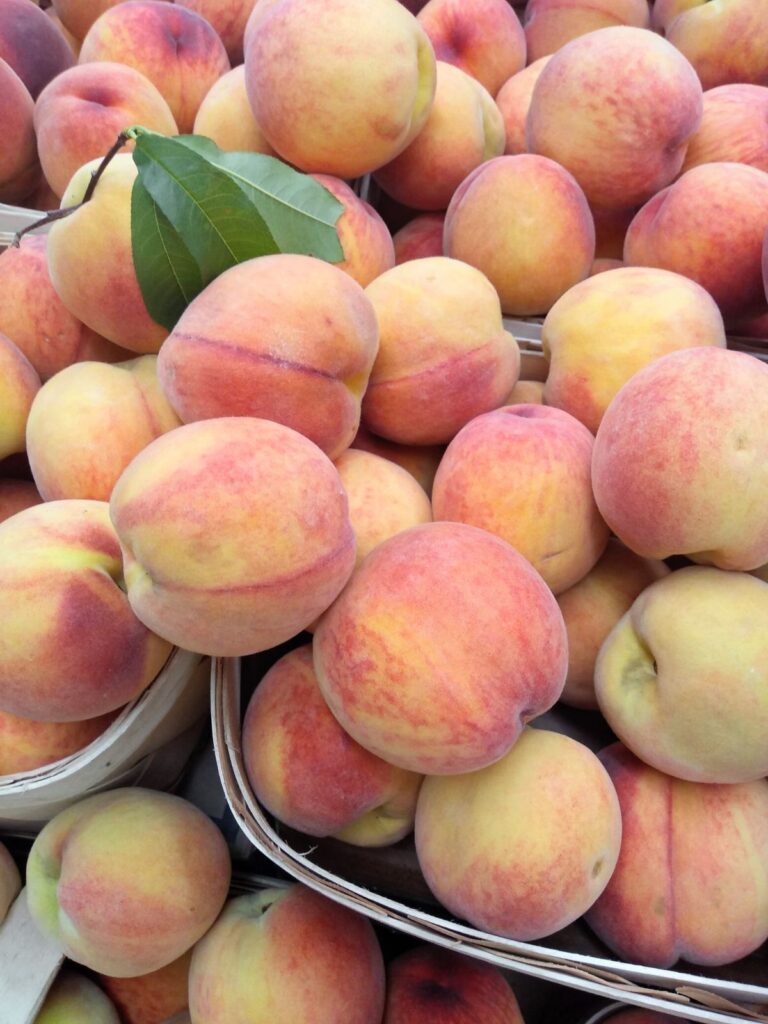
[0,0,767,1017]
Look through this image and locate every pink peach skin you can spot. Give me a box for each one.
[592,347,768,570]
[542,266,727,433]
[652,0,704,31]
[417,0,525,97]
[444,154,595,316]
[625,162,768,318]
[176,0,257,63]
[156,254,379,460]
[0,59,39,204]
[245,0,437,178]
[351,425,444,496]
[557,539,668,709]
[51,0,135,41]
[110,417,356,656]
[189,886,385,1024]
[362,257,520,445]
[524,0,650,62]
[392,214,445,264]
[0,500,171,722]
[192,65,276,155]
[0,841,21,924]
[586,743,768,967]
[26,356,182,502]
[26,788,232,977]
[34,61,178,199]
[0,479,42,524]
[0,0,74,98]
[0,706,118,774]
[98,950,192,1024]
[374,61,505,211]
[681,84,768,175]
[0,333,40,461]
[495,56,550,156]
[313,521,568,775]
[526,27,703,211]
[79,1,230,133]
[415,727,622,940]
[243,645,423,845]
[504,379,544,405]
[36,971,120,1024]
[312,175,395,287]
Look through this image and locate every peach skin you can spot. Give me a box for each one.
[52,0,134,41]
[35,971,120,1024]
[392,214,445,264]
[313,521,568,775]
[98,950,192,1024]
[45,6,82,57]
[0,59,39,204]
[192,65,276,155]
[0,334,40,462]
[681,84,768,175]
[0,479,42,524]
[504,380,544,405]
[495,57,550,156]
[0,706,118,774]
[176,0,257,63]
[350,425,444,496]
[523,0,650,62]
[311,176,395,288]
[0,0,74,99]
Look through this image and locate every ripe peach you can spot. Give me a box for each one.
[0,706,118,774]
[523,0,650,62]
[0,0,74,98]
[681,84,768,175]
[52,0,130,41]
[0,334,40,461]
[0,841,21,924]
[45,7,81,57]
[36,971,120,1024]
[590,257,623,275]
[495,56,550,156]
[392,214,445,264]
[0,59,39,204]
[351,425,444,496]
[98,950,192,1024]
[192,65,275,155]
[312,176,395,287]
[504,380,544,405]
[176,0,257,63]
[0,479,42,524]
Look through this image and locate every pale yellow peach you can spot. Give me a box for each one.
[495,56,550,156]
[312,176,395,288]
[192,65,275,155]
[524,0,650,62]
[351,425,444,496]
[0,333,40,460]
[35,971,120,1024]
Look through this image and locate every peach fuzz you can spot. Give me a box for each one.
[495,56,550,156]
[335,449,432,568]
[243,645,422,845]
[98,950,192,1024]
[415,727,622,940]
[433,405,609,594]
[0,334,40,462]
[189,886,385,1024]
[51,0,127,41]
[35,62,178,199]
[625,162,768,318]
[0,59,39,204]
[36,972,120,1024]
[156,254,379,460]
[373,61,505,212]
[0,0,74,99]
[557,539,668,710]
[592,347,768,570]
[27,788,231,977]
[0,841,21,924]
[384,947,524,1024]
[0,479,42,523]
[523,0,650,62]
[311,175,395,287]
[444,155,595,316]
[314,521,567,775]
[245,0,437,178]
[176,0,257,63]
[351,425,444,496]
[417,0,525,98]
[110,417,355,656]
[392,214,445,264]
[361,257,520,445]
[587,743,768,967]
[45,7,81,57]
[47,154,168,354]
[0,706,118,774]
[79,1,230,134]
[526,27,702,211]
[192,65,276,155]
[542,266,726,434]
[681,85,768,175]
[505,379,544,405]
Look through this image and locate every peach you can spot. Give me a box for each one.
[524,0,650,62]
[415,727,622,939]
[542,266,727,433]
[432,405,609,594]
[361,257,520,445]
[374,61,505,211]
[681,84,768,175]
[27,788,231,977]
[45,7,81,57]
[0,0,74,98]
[27,356,181,502]
[98,950,192,1024]
[596,566,768,784]
[0,500,171,721]
[312,175,395,288]
[444,155,595,315]
[495,56,550,156]
[0,334,40,462]
[504,379,544,405]
[592,347,768,570]
[0,479,42,523]
[0,59,39,204]
[351,425,444,496]
[417,0,525,97]
[624,162,768,318]
[557,539,668,710]
[590,257,623,275]
[314,521,567,775]
[47,153,168,354]
[392,214,445,264]
[110,417,355,656]
[51,0,127,41]
[0,706,118,774]
[245,0,437,178]
[586,743,768,966]
[384,946,524,1024]
[35,62,178,199]
[36,971,120,1024]
[593,204,638,260]
[176,0,256,63]
[192,65,275,155]
[79,1,230,133]
[0,841,21,924]
[526,27,703,210]
[156,255,379,459]
[652,0,704,31]
[243,645,423,845]
[189,886,385,1024]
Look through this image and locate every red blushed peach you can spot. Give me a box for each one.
[176,0,256,63]
[36,971,120,1024]
[374,61,505,212]
[524,0,650,62]
[313,522,568,775]
[415,728,622,940]
[586,743,768,967]
[444,155,595,316]
[110,418,356,657]
[361,257,520,445]
[27,788,232,977]
[432,405,609,594]
[392,214,445,264]
[417,0,525,97]
[312,175,395,288]
[0,59,39,204]
[189,886,385,1024]
[495,56,550,156]
[245,0,437,178]
[157,255,379,460]
[243,645,423,845]
[384,946,524,1024]
[681,84,768,175]
[98,950,192,1024]
[526,27,703,211]
[593,349,768,571]
[79,1,230,133]
[34,62,178,199]
[0,500,171,722]
[625,162,768,318]
[0,706,118,774]
[192,65,275,155]
[351,425,444,496]
[0,0,74,98]
[0,333,40,462]
[0,479,42,523]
